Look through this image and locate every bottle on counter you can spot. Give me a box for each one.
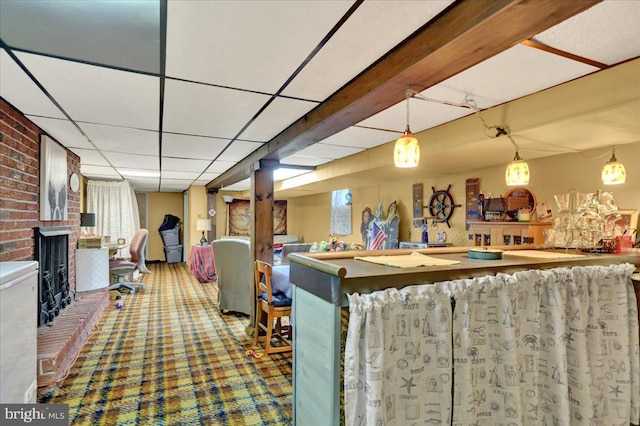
[478,191,485,221]
[421,220,429,244]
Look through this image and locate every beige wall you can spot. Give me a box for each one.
[187,186,209,262]
[294,141,640,247]
[147,192,184,261]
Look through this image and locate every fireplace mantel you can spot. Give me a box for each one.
[36,226,71,237]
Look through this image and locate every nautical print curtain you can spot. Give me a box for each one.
[345,285,453,425]
[345,263,639,425]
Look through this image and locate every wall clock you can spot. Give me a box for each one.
[69,173,80,192]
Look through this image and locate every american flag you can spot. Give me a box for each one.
[368,222,388,250]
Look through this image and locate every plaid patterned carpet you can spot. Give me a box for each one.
[39,263,292,425]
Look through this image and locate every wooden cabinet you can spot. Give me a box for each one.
[468,221,551,246]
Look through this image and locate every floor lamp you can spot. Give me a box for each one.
[222,195,234,236]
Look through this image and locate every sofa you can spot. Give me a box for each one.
[279,243,313,265]
[211,239,252,316]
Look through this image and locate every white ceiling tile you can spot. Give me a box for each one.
[0,49,65,118]
[534,0,640,66]
[161,170,201,180]
[162,157,210,172]
[82,123,158,156]
[162,133,229,159]
[273,168,313,182]
[159,184,188,192]
[222,180,251,191]
[319,126,396,150]
[130,183,160,192]
[166,1,354,93]
[308,143,363,159]
[435,44,599,108]
[126,177,160,186]
[73,148,111,167]
[163,79,270,138]
[206,161,237,174]
[16,51,159,129]
[193,173,219,186]
[282,0,454,100]
[217,141,263,162]
[280,155,335,167]
[129,179,160,192]
[80,164,120,178]
[358,87,473,135]
[161,178,193,188]
[25,115,94,150]
[0,0,161,73]
[103,152,158,170]
[239,97,318,142]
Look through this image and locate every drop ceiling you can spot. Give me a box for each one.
[1,0,638,194]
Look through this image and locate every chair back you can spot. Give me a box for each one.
[255,260,273,304]
[211,238,252,315]
[129,229,149,272]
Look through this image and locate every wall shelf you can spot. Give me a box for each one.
[467,221,551,247]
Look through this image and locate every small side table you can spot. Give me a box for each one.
[190,244,216,283]
[76,248,109,292]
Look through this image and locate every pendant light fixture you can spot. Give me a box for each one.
[601,146,626,185]
[394,89,420,168]
[469,100,530,186]
[505,149,530,186]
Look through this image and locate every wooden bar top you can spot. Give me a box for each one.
[288,245,640,306]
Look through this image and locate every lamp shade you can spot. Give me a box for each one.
[80,213,96,227]
[196,219,212,231]
[394,127,420,168]
[505,160,530,186]
[602,151,626,185]
[222,195,234,204]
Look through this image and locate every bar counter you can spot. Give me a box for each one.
[289,244,640,306]
[287,245,640,425]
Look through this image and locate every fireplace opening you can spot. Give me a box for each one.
[34,227,72,326]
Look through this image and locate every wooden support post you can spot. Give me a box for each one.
[247,160,278,335]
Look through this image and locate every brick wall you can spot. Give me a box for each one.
[0,98,80,290]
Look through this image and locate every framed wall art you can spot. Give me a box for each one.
[228,199,287,236]
[615,209,638,236]
[40,135,68,221]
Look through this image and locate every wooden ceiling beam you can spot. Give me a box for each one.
[207,0,602,191]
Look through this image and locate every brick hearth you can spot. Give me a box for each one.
[37,289,109,392]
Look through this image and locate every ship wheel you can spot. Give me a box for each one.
[427,185,461,228]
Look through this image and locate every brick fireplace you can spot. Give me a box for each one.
[1,98,108,391]
[34,226,72,326]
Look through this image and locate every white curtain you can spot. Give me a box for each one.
[345,264,639,425]
[345,285,453,425]
[86,180,140,257]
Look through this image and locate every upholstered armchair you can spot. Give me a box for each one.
[211,238,252,316]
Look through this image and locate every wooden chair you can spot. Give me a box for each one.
[253,260,292,355]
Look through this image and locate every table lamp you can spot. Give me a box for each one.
[80,213,96,235]
[197,218,212,245]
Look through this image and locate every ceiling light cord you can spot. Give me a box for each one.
[577,146,615,160]
[405,88,412,131]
